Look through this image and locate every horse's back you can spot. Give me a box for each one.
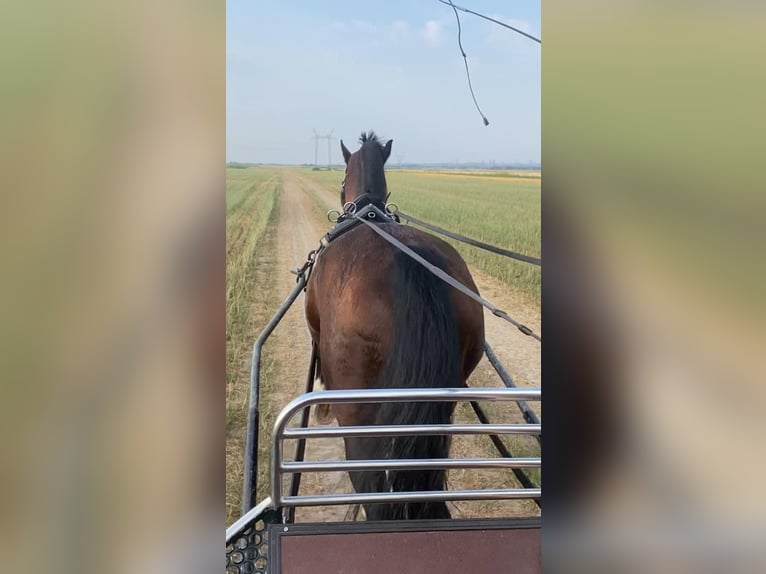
[312,223,480,299]
[305,223,484,392]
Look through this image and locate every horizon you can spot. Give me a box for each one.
[226,161,542,169]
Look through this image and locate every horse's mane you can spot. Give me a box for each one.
[359,130,384,153]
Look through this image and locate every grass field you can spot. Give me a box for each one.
[225,167,283,521]
[226,167,280,393]
[297,167,541,303]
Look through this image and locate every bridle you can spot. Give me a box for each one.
[340,172,390,215]
[336,145,395,224]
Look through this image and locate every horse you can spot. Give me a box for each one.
[304,131,485,520]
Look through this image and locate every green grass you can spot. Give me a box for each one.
[225,167,280,425]
[299,168,541,304]
[225,168,280,355]
[412,169,541,180]
[225,167,282,523]
[226,167,277,214]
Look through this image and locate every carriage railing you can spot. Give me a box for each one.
[271,387,541,509]
[240,202,543,514]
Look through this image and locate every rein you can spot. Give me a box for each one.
[295,201,540,343]
[352,205,542,343]
[395,209,541,266]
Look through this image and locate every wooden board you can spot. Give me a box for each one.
[270,518,540,574]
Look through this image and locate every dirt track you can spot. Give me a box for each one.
[260,169,541,520]
[260,171,352,522]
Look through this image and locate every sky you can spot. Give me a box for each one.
[226,1,540,165]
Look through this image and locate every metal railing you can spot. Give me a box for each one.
[271,387,541,508]
[242,276,309,513]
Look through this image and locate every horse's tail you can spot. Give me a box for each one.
[360,246,461,520]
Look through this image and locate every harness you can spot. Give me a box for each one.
[323,195,400,245]
[291,194,399,286]
[293,185,541,342]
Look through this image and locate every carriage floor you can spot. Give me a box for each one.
[270,517,540,574]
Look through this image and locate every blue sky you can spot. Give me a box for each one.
[227,1,540,165]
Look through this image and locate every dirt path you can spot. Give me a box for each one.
[292,171,541,517]
[266,170,352,522]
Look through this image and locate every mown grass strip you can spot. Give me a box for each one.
[226,169,280,394]
[225,167,282,523]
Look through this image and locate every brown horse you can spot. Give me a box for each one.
[304,131,485,520]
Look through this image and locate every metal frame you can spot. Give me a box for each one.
[239,300,544,516]
[226,496,275,544]
[484,341,541,440]
[226,498,282,573]
[270,387,541,509]
[272,515,541,536]
[242,276,307,513]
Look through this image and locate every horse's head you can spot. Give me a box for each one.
[339,130,393,206]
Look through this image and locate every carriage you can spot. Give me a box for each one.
[226,134,542,573]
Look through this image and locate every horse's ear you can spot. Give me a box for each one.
[341,140,351,164]
[382,139,393,163]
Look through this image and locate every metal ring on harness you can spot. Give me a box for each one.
[385,203,399,216]
[342,202,357,215]
[327,209,341,223]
